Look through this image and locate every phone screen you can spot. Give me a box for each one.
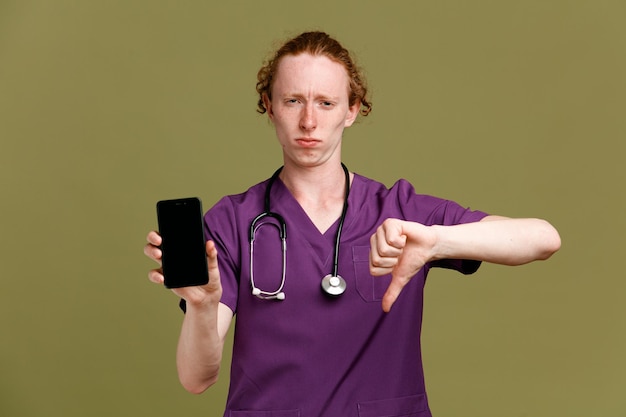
[156,197,209,288]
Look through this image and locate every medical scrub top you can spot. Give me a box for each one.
[202,173,488,417]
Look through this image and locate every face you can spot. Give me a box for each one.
[263,53,360,169]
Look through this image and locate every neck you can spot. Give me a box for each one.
[279,163,350,201]
[278,163,352,234]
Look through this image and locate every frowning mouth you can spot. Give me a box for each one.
[295,138,320,148]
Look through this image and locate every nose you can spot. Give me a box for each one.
[299,103,316,131]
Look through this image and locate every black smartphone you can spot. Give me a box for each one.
[156,197,209,288]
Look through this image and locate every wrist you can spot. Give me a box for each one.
[175,287,221,312]
[427,224,446,261]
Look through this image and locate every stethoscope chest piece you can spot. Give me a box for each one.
[321,274,347,296]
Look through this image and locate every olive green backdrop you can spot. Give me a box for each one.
[1,1,624,416]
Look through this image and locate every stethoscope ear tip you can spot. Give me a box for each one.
[251,286,286,301]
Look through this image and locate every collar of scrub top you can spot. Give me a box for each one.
[249,163,351,300]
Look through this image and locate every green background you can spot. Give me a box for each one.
[1,1,624,416]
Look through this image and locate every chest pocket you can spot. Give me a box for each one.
[352,246,392,303]
[358,393,429,417]
[228,410,300,417]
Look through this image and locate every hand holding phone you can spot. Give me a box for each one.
[156,197,209,288]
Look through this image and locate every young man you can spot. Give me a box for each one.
[145,31,560,417]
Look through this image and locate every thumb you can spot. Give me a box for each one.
[381,269,413,313]
[206,240,218,268]
[205,240,221,285]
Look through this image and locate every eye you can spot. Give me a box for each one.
[320,101,334,108]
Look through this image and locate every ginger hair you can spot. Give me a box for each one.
[256,31,372,116]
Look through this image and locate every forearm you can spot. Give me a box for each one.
[430,217,561,266]
[176,301,226,394]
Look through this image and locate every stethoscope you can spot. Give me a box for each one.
[249,164,350,300]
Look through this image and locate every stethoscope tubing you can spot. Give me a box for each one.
[250,220,287,299]
[249,164,350,300]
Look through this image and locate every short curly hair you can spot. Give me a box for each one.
[256,31,372,116]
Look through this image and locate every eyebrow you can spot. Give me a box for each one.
[279,92,342,102]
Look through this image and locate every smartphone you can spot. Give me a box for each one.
[156,197,209,288]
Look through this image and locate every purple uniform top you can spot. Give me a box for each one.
[202,173,488,417]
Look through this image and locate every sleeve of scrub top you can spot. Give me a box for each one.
[395,179,489,274]
[179,196,242,314]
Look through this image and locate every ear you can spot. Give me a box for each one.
[262,93,274,121]
[344,102,360,128]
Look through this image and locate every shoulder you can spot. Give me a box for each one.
[353,173,445,207]
[352,173,487,225]
[206,180,267,219]
[201,179,271,246]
